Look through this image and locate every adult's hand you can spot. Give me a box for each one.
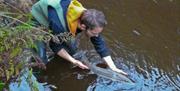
[103,56,128,76]
[57,49,88,69]
[73,59,89,69]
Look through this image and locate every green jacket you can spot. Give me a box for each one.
[31,0,67,31]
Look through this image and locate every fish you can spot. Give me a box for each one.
[73,51,135,85]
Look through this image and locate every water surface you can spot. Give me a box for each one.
[41,0,180,91]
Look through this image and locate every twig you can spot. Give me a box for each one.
[0,13,54,38]
[4,1,24,14]
[6,15,23,27]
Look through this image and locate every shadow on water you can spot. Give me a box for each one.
[39,0,180,91]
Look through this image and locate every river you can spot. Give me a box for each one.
[40,0,180,91]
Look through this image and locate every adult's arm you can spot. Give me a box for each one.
[90,35,110,57]
[48,6,88,69]
[90,35,127,75]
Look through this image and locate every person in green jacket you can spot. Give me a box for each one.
[31,0,127,75]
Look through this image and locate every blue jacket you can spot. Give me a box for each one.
[48,1,110,58]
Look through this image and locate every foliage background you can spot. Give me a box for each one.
[0,0,51,90]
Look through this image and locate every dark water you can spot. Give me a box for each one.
[40,0,180,91]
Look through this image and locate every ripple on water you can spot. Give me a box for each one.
[86,56,180,91]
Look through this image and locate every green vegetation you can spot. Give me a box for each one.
[0,0,51,90]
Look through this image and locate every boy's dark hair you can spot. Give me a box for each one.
[80,9,107,30]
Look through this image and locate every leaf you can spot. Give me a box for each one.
[4,41,10,50]
[9,61,14,77]
[5,70,10,81]
[10,47,22,58]
[0,46,5,52]
[0,31,5,37]
[32,81,39,91]
[15,63,23,76]
[29,68,33,78]
[0,82,5,91]
[26,36,35,48]
[26,68,39,91]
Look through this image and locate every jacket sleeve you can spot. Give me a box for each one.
[90,35,110,58]
[48,6,66,53]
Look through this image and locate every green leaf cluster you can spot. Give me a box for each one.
[0,2,52,90]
